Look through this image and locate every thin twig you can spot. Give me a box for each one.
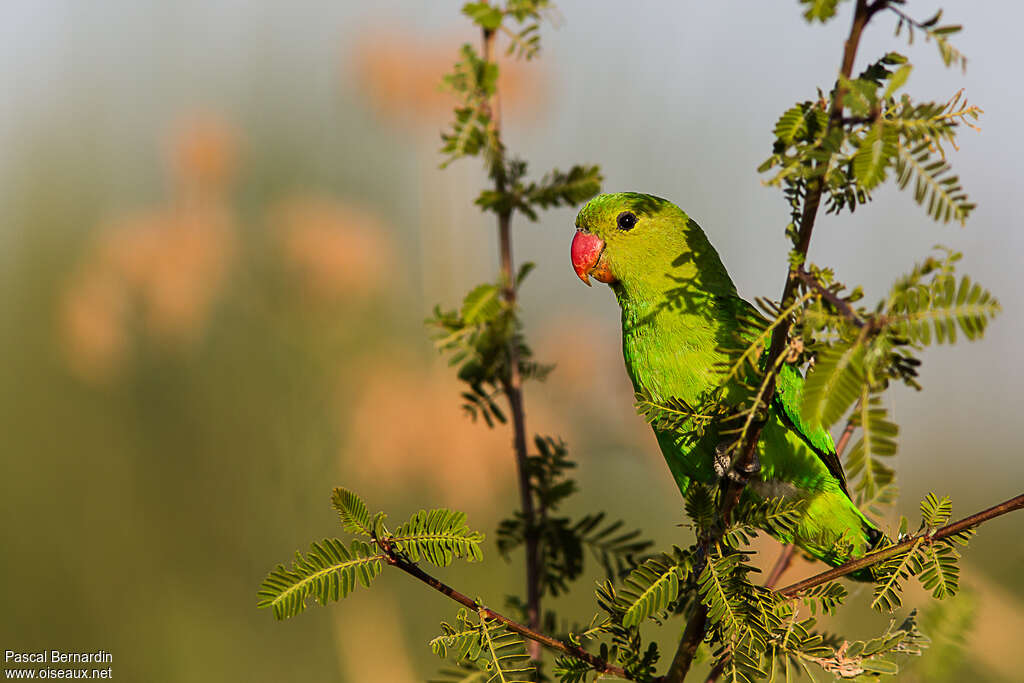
[764,545,798,590]
[480,23,543,662]
[703,659,727,683]
[795,268,867,329]
[663,3,883,681]
[777,492,1024,596]
[377,540,634,679]
[834,417,858,458]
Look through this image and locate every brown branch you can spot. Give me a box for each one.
[778,492,1024,596]
[663,3,883,681]
[378,541,633,679]
[480,22,543,662]
[795,268,866,329]
[703,659,728,683]
[698,492,1023,683]
[833,417,858,457]
[658,607,708,683]
[764,545,798,590]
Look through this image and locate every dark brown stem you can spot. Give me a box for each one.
[795,268,866,329]
[778,493,1024,596]
[379,544,632,679]
[663,4,881,681]
[834,417,858,457]
[703,659,728,683]
[658,607,708,683]
[481,22,543,662]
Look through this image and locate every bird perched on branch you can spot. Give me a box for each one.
[570,192,882,575]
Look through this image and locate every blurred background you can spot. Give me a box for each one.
[1,1,1021,681]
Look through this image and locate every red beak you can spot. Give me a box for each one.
[571,230,616,285]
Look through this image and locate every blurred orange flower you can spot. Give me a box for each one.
[271,195,394,302]
[59,268,131,381]
[59,115,239,380]
[352,27,544,128]
[166,113,239,196]
[344,351,571,512]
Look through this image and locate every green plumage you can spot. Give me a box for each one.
[575,192,881,575]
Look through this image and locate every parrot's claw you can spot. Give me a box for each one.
[713,443,761,483]
[713,444,741,482]
[740,452,761,477]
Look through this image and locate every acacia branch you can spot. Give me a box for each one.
[664,3,883,681]
[778,492,1024,595]
[376,538,633,680]
[796,268,867,329]
[480,22,543,662]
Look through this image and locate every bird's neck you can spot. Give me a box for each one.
[611,245,738,402]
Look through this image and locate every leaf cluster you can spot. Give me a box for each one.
[476,160,603,221]
[257,488,485,620]
[497,436,653,596]
[870,494,974,613]
[428,274,551,427]
[431,608,535,683]
[761,36,978,230]
[790,250,998,499]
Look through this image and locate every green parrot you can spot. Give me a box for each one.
[570,192,882,574]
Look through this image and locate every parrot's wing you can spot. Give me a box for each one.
[773,364,850,496]
[729,296,852,498]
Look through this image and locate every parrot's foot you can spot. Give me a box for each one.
[713,444,760,483]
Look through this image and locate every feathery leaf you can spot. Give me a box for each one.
[257,539,383,620]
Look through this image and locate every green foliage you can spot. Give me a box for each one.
[799,0,844,23]
[870,493,974,613]
[892,7,966,70]
[259,488,486,621]
[725,497,806,548]
[845,392,898,501]
[698,549,770,647]
[431,609,535,683]
[888,268,1001,345]
[260,4,1004,682]
[586,581,664,679]
[476,161,604,220]
[801,581,847,616]
[800,341,865,429]
[550,656,590,683]
[618,548,692,627]
[441,43,500,167]
[894,139,972,223]
[393,508,486,566]
[428,277,551,427]
[257,538,383,620]
[634,389,734,441]
[497,436,653,595]
[799,611,927,679]
[852,121,898,190]
[761,27,978,226]
[331,486,375,536]
[798,248,998,439]
[684,483,720,535]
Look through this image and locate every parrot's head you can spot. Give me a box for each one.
[571,192,681,287]
[572,192,722,289]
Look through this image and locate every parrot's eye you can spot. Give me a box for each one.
[616,211,638,231]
